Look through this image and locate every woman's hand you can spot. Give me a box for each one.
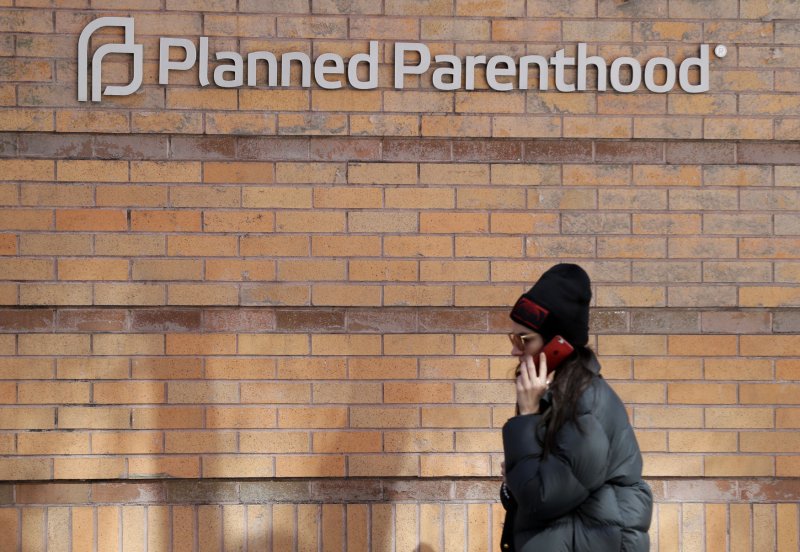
[516,352,550,415]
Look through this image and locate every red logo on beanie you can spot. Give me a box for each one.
[512,297,549,329]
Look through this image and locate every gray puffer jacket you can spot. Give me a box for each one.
[500,357,652,552]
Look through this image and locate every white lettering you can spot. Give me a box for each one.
[315,53,344,89]
[486,55,516,92]
[577,43,607,91]
[679,44,709,93]
[159,38,196,85]
[610,57,641,93]
[550,49,576,92]
[644,57,676,93]
[395,42,430,88]
[214,52,243,88]
[432,55,461,90]
[282,52,311,87]
[349,41,378,90]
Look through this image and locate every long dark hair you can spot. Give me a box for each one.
[539,345,597,459]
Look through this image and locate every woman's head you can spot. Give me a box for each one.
[509,263,591,348]
[508,322,545,358]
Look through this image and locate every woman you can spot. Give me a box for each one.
[499,264,652,551]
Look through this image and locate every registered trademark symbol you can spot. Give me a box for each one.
[714,45,728,58]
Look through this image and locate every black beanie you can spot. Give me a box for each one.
[509,263,592,347]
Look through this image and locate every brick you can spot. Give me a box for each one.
[0,407,55,429]
[421,453,489,477]
[95,235,165,256]
[132,112,203,134]
[58,407,130,429]
[204,358,275,380]
[203,162,274,184]
[635,407,704,428]
[0,209,52,231]
[168,382,239,404]
[384,91,452,113]
[57,259,128,281]
[417,260,486,282]
[21,185,92,208]
[95,283,166,306]
[742,384,800,405]
[348,455,418,476]
[132,407,203,429]
[385,187,454,209]
[94,382,165,404]
[276,455,345,477]
[18,234,91,256]
[92,431,163,454]
[348,357,417,379]
[706,358,772,381]
[422,115,491,137]
[55,110,129,133]
[57,161,126,183]
[349,406,417,428]
[702,310,771,333]
[166,89,237,110]
[492,116,561,138]
[350,114,419,136]
[164,334,235,355]
[97,185,168,207]
[279,259,345,282]
[131,259,203,282]
[57,357,129,380]
[707,407,773,429]
[0,259,52,280]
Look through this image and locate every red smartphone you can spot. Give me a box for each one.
[533,336,575,374]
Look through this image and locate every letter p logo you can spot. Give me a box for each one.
[78,17,143,102]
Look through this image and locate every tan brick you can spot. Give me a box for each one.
[633,117,702,139]
[240,235,310,257]
[168,382,239,404]
[132,111,203,133]
[350,114,419,136]
[132,406,204,429]
[705,358,772,380]
[386,382,452,403]
[742,335,800,357]
[312,89,381,111]
[275,210,344,232]
[95,235,165,256]
[56,110,130,133]
[348,357,417,380]
[349,406,418,428]
[489,213,560,234]
[277,259,345,281]
[279,113,347,135]
[740,287,800,308]
[705,455,774,477]
[204,162,274,184]
[456,236,523,258]
[19,283,91,306]
[421,453,489,476]
[385,187,454,209]
[0,259,53,280]
[18,432,90,455]
[668,383,737,404]
[132,259,203,281]
[206,406,277,428]
[348,454,418,476]
[205,358,275,380]
[16,381,88,405]
[57,259,128,281]
[94,382,165,404]
[275,455,345,477]
[349,260,417,282]
[527,236,595,258]
[166,334,236,355]
[203,456,274,478]
[420,260,487,282]
[493,116,561,138]
[97,185,168,207]
[55,457,126,480]
[705,118,773,140]
[0,108,53,132]
[384,430,453,452]
[633,358,703,380]
[131,162,201,183]
[241,382,311,404]
[0,407,55,429]
[240,90,309,111]
[706,407,773,429]
[385,91,452,113]
[422,115,491,137]
[313,431,381,453]
[166,89,237,110]
[275,162,345,184]
[383,284,452,306]
[565,116,631,138]
[669,430,737,452]
[93,334,164,356]
[207,112,276,135]
[165,431,237,453]
[313,187,382,208]
[93,431,163,454]
[642,454,702,476]
[95,283,166,306]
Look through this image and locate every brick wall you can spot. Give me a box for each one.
[1,1,799,550]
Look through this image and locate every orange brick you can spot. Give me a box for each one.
[167,235,237,257]
[128,455,200,478]
[278,406,348,428]
[707,407,773,429]
[307,334,378,356]
[422,115,490,137]
[132,111,203,133]
[241,382,310,404]
[131,210,200,232]
[0,209,52,231]
[170,185,240,208]
[95,235,165,256]
[132,259,203,281]
[348,357,417,380]
[131,357,202,380]
[350,114,419,136]
[97,185,168,207]
[349,260,417,282]
[94,283,164,305]
[18,334,89,356]
[348,454,418,476]
[57,161,127,183]
[633,358,703,380]
[205,358,276,380]
[384,334,452,356]
[54,458,126,480]
[243,187,312,209]
[275,455,345,477]
[166,334,236,355]
[279,113,347,136]
[421,453,489,477]
[420,260,487,282]
[165,430,237,453]
[313,431,382,453]
[93,382,165,404]
[741,384,800,405]
[0,358,53,380]
[166,88,237,110]
[92,431,163,454]
[56,110,129,133]
[0,407,55,429]
[277,357,345,380]
[132,407,204,429]
[240,235,308,256]
[168,382,239,404]
[202,456,274,478]
[57,259,128,281]
[385,382,452,403]
[0,160,53,181]
[669,430,737,452]
[276,210,345,232]
[239,90,309,111]
[598,335,666,356]
[204,162,274,184]
[206,259,276,282]
[668,383,737,404]
[385,187,454,209]
[313,187,383,209]
[667,335,738,357]
[17,432,89,455]
[349,406,418,428]
[58,406,130,429]
[0,259,53,280]
[635,406,704,428]
[741,335,800,357]
[203,211,274,232]
[705,358,772,380]
[206,406,276,429]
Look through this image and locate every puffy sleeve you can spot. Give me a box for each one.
[502,411,610,522]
